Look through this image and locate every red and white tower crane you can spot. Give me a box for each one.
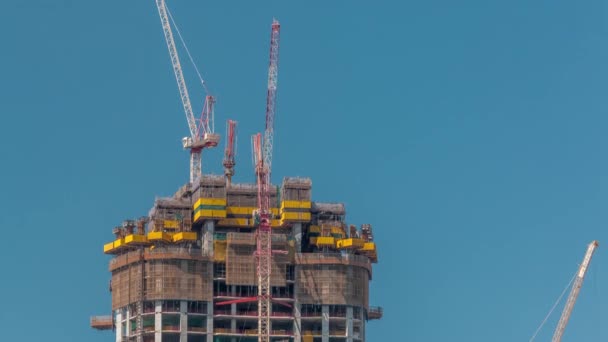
[223,120,238,186]
[253,19,281,342]
[211,20,283,342]
[155,0,219,183]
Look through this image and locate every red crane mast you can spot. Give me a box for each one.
[214,19,281,342]
[223,120,237,186]
[254,19,281,342]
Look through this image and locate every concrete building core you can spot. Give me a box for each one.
[92,175,382,341]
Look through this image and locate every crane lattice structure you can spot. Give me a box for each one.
[552,240,599,342]
[223,119,238,186]
[253,19,281,342]
[155,0,219,184]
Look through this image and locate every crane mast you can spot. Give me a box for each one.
[223,119,238,186]
[263,19,280,173]
[253,131,272,342]
[552,240,599,342]
[155,0,219,183]
[253,19,281,342]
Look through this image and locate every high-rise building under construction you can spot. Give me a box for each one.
[91,2,381,341]
[91,176,382,342]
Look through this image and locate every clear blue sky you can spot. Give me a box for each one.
[1,0,608,341]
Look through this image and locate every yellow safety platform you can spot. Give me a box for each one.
[279,200,311,225]
[360,242,378,262]
[336,238,365,249]
[193,209,227,222]
[280,200,312,210]
[103,241,116,254]
[124,234,149,246]
[310,236,335,248]
[104,238,127,254]
[172,232,197,243]
[163,220,180,229]
[113,238,126,250]
[361,242,376,252]
[147,231,172,242]
[280,212,311,222]
[193,198,227,207]
[193,198,227,222]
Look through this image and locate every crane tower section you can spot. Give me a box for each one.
[552,240,599,342]
[223,120,237,186]
[253,19,281,342]
[263,19,280,176]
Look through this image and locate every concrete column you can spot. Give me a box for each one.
[322,305,329,342]
[293,301,302,342]
[203,220,215,256]
[361,314,366,342]
[231,302,237,334]
[204,221,216,341]
[230,285,237,335]
[346,264,356,341]
[293,223,303,253]
[125,306,131,339]
[346,306,353,342]
[115,310,123,342]
[206,301,214,342]
[180,263,190,342]
[155,301,162,342]
[180,301,188,342]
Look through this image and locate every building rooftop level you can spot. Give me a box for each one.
[93,177,382,342]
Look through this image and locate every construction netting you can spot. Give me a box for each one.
[295,253,370,308]
[189,177,310,208]
[148,197,193,232]
[110,247,212,310]
[226,183,280,208]
[192,175,226,201]
[225,232,288,286]
[111,258,144,310]
[281,177,312,201]
[311,202,345,216]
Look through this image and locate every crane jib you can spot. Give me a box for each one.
[155,0,218,183]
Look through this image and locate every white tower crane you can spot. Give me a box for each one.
[552,240,599,342]
[155,0,219,183]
